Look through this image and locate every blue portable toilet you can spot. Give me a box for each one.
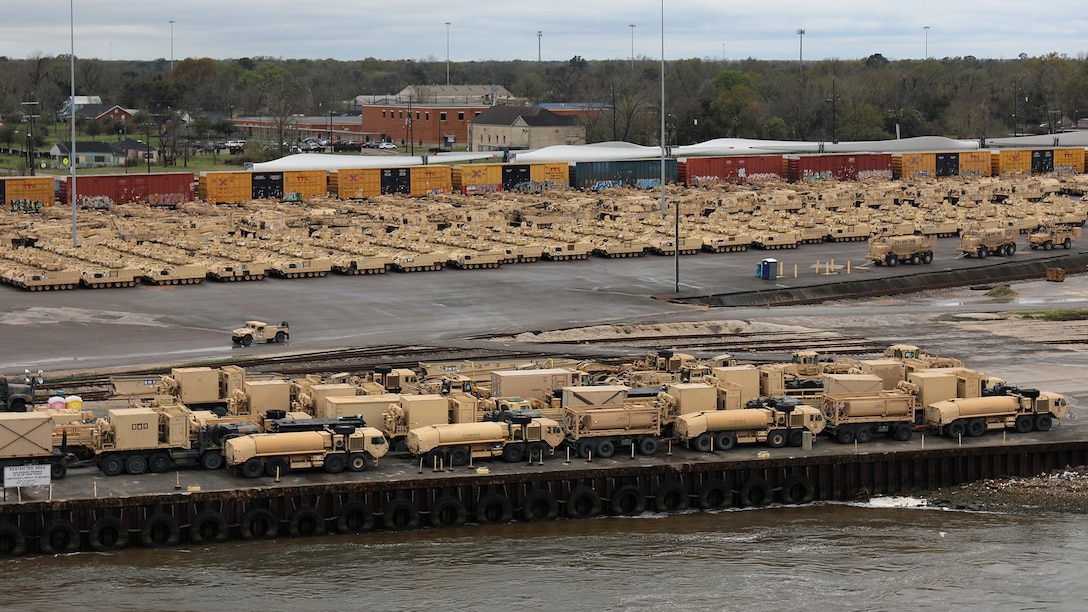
[757,258,779,280]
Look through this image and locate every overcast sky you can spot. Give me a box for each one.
[4,1,1087,65]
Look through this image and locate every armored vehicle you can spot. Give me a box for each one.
[866,234,935,266]
[232,321,289,346]
[957,227,1017,258]
[1028,224,1081,250]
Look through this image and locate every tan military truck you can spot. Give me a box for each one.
[224,424,388,477]
[925,388,1069,437]
[1028,224,1081,251]
[563,403,662,458]
[407,417,564,466]
[865,234,935,266]
[0,412,70,480]
[674,401,826,452]
[232,321,289,346]
[821,391,917,444]
[957,227,1018,258]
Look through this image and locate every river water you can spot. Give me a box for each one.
[2,499,1084,611]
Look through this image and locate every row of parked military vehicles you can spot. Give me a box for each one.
[0,343,1071,483]
[865,223,1082,267]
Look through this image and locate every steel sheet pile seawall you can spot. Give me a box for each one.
[4,437,1088,557]
[0,176,54,210]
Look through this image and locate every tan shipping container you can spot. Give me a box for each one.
[822,374,885,396]
[171,367,221,405]
[666,382,719,414]
[491,368,579,401]
[245,379,293,413]
[561,385,629,408]
[908,370,959,407]
[323,394,401,426]
[0,412,54,459]
[107,408,161,450]
[399,394,449,429]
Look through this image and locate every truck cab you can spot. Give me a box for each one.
[0,370,42,412]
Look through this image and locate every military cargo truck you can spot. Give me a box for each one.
[0,371,40,412]
[1028,224,1081,250]
[407,417,564,466]
[232,321,289,345]
[866,234,935,266]
[563,404,661,458]
[957,227,1017,258]
[674,401,826,452]
[0,412,70,480]
[225,425,388,477]
[821,391,917,444]
[925,389,1069,437]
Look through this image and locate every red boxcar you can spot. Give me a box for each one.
[59,172,195,208]
[681,155,785,185]
[786,153,893,182]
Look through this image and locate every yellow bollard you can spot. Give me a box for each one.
[418,457,424,474]
[175,472,181,490]
[847,260,851,275]
[958,433,962,447]
[830,259,835,275]
[94,481,98,498]
[630,443,635,459]
[667,439,672,457]
[275,466,281,482]
[565,446,571,464]
[815,259,820,274]
[587,449,593,463]
[49,484,53,501]
[794,263,798,278]
[921,434,925,450]
[778,261,783,278]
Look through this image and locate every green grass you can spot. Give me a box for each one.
[1019,309,1088,321]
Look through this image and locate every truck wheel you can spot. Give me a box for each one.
[977,247,987,259]
[1044,241,1054,250]
[966,419,987,437]
[241,335,252,346]
[51,462,67,480]
[265,457,289,477]
[348,453,369,472]
[786,429,804,447]
[885,254,898,267]
[1064,238,1072,249]
[201,452,224,470]
[100,454,124,477]
[855,428,873,444]
[893,424,913,442]
[910,253,921,265]
[694,433,713,453]
[241,457,264,478]
[502,444,525,463]
[125,454,148,475]
[1007,243,1016,255]
[274,331,286,343]
[638,437,658,456]
[8,399,26,412]
[1014,415,1034,433]
[576,440,594,459]
[766,429,787,448]
[148,452,171,473]
[921,251,934,264]
[947,421,966,438]
[324,453,346,474]
[1034,414,1053,432]
[836,428,855,444]
[595,440,615,459]
[424,448,447,469]
[448,446,470,467]
[716,431,738,451]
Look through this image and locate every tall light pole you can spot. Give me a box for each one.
[537,31,542,63]
[797,28,805,74]
[629,24,635,68]
[722,42,725,62]
[70,0,78,247]
[924,25,930,60]
[445,22,451,86]
[169,20,175,72]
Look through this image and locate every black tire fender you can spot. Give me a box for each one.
[40,519,80,555]
[610,484,647,516]
[189,509,229,544]
[654,481,690,513]
[0,523,27,557]
[383,498,420,531]
[140,512,180,548]
[89,516,129,552]
[239,508,279,540]
[476,493,514,524]
[565,486,602,519]
[336,502,375,534]
[697,478,731,510]
[521,489,559,522]
[287,507,325,538]
[430,496,468,528]
[779,474,815,505]
[739,476,773,507]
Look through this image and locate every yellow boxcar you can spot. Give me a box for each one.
[2,176,54,211]
[409,166,452,195]
[528,162,571,189]
[329,168,382,199]
[199,171,252,203]
[1053,148,1085,173]
[892,152,937,179]
[453,164,502,194]
[958,151,992,176]
[991,149,1032,175]
[282,170,328,200]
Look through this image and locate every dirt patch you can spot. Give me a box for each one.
[927,467,1088,513]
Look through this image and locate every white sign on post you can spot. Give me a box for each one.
[3,464,51,488]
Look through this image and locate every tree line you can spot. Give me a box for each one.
[1,51,1087,151]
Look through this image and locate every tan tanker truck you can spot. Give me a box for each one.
[674,403,826,452]
[224,424,388,477]
[925,389,1069,437]
[821,391,918,444]
[865,234,935,266]
[563,403,662,458]
[407,417,564,466]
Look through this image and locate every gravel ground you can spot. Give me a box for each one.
[926,467,1088,514]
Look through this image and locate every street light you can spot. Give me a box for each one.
[924,25,929,60]
[797,28,805,73]
[69,0,78,247]
[537,31,542,63]
[445,22,451,86]
[170,20,175,72]
[629,24,635,68]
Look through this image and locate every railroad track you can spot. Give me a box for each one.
[42,332,886,403]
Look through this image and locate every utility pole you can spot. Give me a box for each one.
[537,31,542,63]
[170,20,175,72]
[445,22,451,86]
